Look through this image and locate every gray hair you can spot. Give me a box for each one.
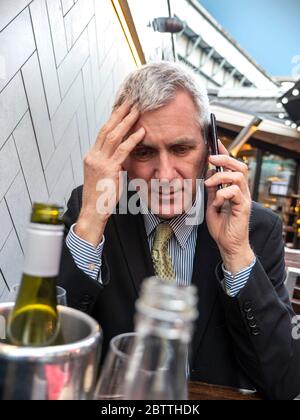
[114,61,211,138]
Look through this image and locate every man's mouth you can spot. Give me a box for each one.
[159,191,175,196]
[157,190,183,200]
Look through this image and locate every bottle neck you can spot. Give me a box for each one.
[23,223,64,278]
[135,311,194,343]
[134,277,198,343]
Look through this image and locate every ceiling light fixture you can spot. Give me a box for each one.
[152,17,184,33]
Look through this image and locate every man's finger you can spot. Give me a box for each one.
[113,127,146,163]
[101,106,141,156]
[209,154,248,175]
[205,171,249,195]
[106,100,134,133]
[206,182,217,209]
[217,139,229,156]
[94,100,134,150]
[208,140,232,173]
[205,168,216,180]
[213,184,244,208]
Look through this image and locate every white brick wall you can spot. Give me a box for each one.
[0,0,136,300]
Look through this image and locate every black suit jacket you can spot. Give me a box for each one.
[58,186,300,400]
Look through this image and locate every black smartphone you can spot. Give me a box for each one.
[210,113,224,190]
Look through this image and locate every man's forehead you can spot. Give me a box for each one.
[136,90,199,123]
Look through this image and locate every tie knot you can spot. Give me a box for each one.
[153,223,173,249]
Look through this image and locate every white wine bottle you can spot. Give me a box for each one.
[7,203,64,347]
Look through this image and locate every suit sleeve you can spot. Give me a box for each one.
[57,187,110,314]
[216,216,300,400]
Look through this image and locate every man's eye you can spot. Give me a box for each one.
[132,148,154,161]
[172,146,190,155]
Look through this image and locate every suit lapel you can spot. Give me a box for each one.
[191,218,222,361]
[113,209,155,298]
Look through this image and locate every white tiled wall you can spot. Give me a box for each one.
[0,0,136,299]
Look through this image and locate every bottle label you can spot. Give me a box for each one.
[23,223,64,277]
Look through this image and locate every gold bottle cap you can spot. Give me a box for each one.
[31,203,64,225]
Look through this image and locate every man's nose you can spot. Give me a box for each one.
[154,153,177,181]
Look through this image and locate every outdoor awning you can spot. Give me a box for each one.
[281,80,300,126]
[211,104,300,155]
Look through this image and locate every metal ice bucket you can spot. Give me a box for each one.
[0,303,102,400]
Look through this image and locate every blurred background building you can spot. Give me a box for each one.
[0,0,299,300]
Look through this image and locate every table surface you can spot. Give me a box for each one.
[188,382,262,400]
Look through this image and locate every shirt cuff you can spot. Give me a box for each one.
[66,224,105,282]
[222,257,257,297]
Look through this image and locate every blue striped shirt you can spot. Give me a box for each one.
[66,190,256,297]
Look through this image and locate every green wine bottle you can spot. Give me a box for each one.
[7,203,64,347]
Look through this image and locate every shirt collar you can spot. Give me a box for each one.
[140,182,204,249]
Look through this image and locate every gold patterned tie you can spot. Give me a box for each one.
[151,223,176,282]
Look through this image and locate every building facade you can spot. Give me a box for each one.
[0,0,137,299]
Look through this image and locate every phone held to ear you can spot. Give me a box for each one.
[210,113,224,190]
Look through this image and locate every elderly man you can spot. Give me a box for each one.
[59,62,300,399]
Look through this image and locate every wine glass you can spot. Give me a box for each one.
[3,284,68,306]
[56,286,68,306]
[95,333,137,400]
[95,332,175,400]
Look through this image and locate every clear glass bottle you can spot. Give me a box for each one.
[123,277,198,400]
[7,203,64,347]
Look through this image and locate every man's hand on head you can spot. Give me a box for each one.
[75,101,145,247]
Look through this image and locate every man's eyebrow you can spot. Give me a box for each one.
[137,137,197,148]
[168,137,198,146]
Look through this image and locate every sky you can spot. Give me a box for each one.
[198,0,300,76]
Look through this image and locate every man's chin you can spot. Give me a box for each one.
[155,212,177,220]
[150,202,185,219]
[145,193,195,218]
